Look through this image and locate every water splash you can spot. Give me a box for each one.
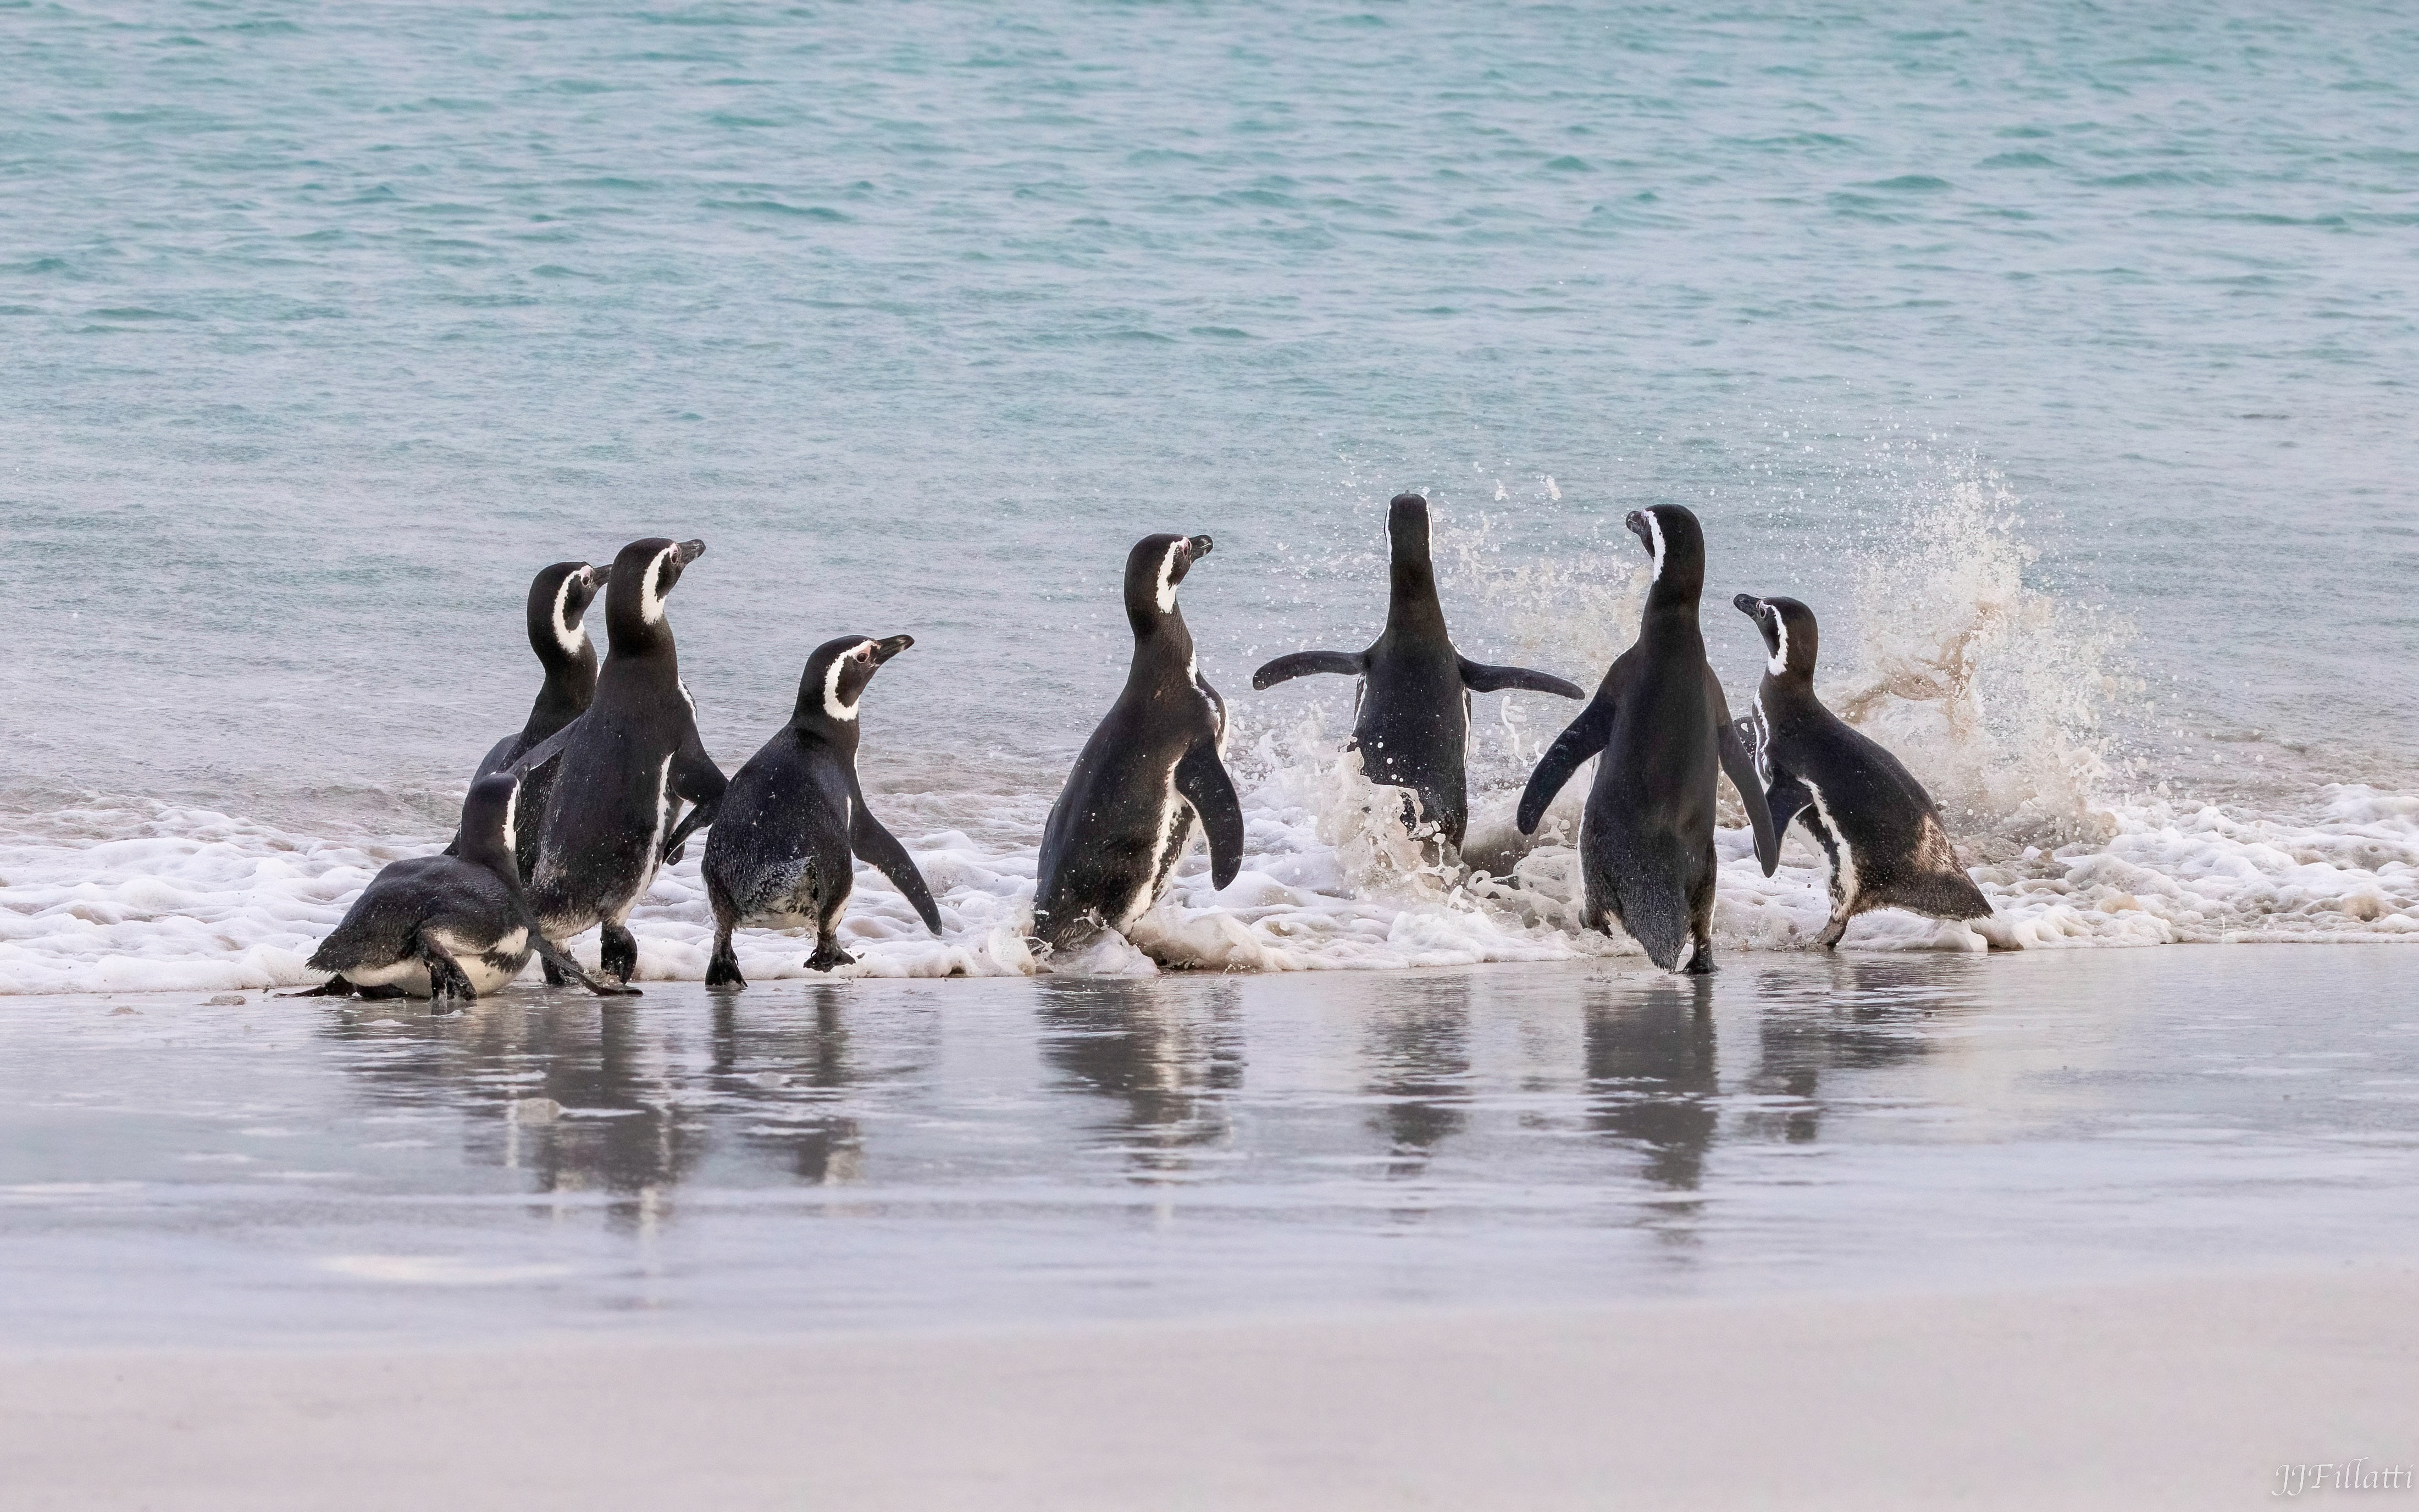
[1824,464,2135,850]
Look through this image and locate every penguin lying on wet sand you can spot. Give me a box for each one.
[1032,533,1244,957]
[298,774,638,1003]
[444,560,600,887]
[1253,492,1584,852]
[702,634,943,986]
[1733,594,1994,947]
[1516,505,1778,973]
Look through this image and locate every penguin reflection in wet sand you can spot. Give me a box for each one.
[523,538,728,987]
[1253,493,1584,851]
[300,774,636,1002]
[1032,534,1244,956]
[444,561,600,884]
[702,635,942,986]
[1517,506,1778,974]
[1734,594,1994,946]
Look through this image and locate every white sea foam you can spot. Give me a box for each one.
[2,768,2414,995]
[2,478,2410,995]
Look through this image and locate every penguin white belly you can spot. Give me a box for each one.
[610,755,677,926]
[344,958,432,994]
[1799,778,1861,911]
[1123,759,1191,929]
[428,926,529,994]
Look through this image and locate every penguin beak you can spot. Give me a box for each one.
[674,539,706,566]
[1624,511,1652,549]
[1186,534,1214,561]
[1732,594,1761,617]
[871,634,912,664]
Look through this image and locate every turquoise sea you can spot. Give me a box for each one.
[3,2,2416,986]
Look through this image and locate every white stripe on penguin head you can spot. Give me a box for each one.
[1155,539,1187,614]
[1641,509,1667,584]
[638,545,677,626]
[1764,603,1790,676]
[823,641,873,721]
[552,570,589,658]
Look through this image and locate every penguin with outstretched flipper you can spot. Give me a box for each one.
[1254,492,1583,851]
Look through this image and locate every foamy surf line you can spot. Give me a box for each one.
[2,770,2415,997]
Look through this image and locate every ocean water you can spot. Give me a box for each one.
[3,1,2415,990]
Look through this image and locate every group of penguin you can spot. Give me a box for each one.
[303,494,1992,1002]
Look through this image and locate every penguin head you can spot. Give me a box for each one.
[798,634,914,727]
[458,773,522,875]
[605,537,706,651]
[528,561,601,666]
[1624,505,1705,600]
[1734,594,1819,679]
[1124,533,1214,632]
[1387,493,1432,563]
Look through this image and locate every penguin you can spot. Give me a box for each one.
[1731,594,1994,946]
[1515,505,1779,973]
[522,537,728,985]
[701,634,943,987]
[444,560,600,882]
[300,774,636,1002]
[1252,492,1584,851]
[1032,533,1244,956]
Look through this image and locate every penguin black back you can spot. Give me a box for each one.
[701,634,943,987]
[1516,505,1776,972]
[1252,494,1581,850]
[1734,594,1992,946]
[1033,533,1244,955]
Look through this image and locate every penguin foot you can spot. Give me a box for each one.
[541,955,568,987]
[599,923,639,984]
[1684,943,1717,976]
[706,937,747,990]
[283,977,356,999]
[805,943,857,973]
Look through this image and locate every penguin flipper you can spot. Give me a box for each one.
[504,717,581,781]
[851,803,944,935]
[1175,743,1246,890]
[1717,721,1780,877]
[661,732,729,861]
[1517,697,1614,835]
[662,803,715,862]
[1764,771,1813,845]
[472,732,523,783]
[1704,668,1779,877]
[1458,658,1585,699]
[1252,651,1365,691]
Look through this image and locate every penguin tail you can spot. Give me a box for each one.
[1888,871,1995,923]
[1606,878,1693,972]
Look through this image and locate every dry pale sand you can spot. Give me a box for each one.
[5,1265,2412,1510]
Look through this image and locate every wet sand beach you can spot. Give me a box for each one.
[4,948,2413,1505]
